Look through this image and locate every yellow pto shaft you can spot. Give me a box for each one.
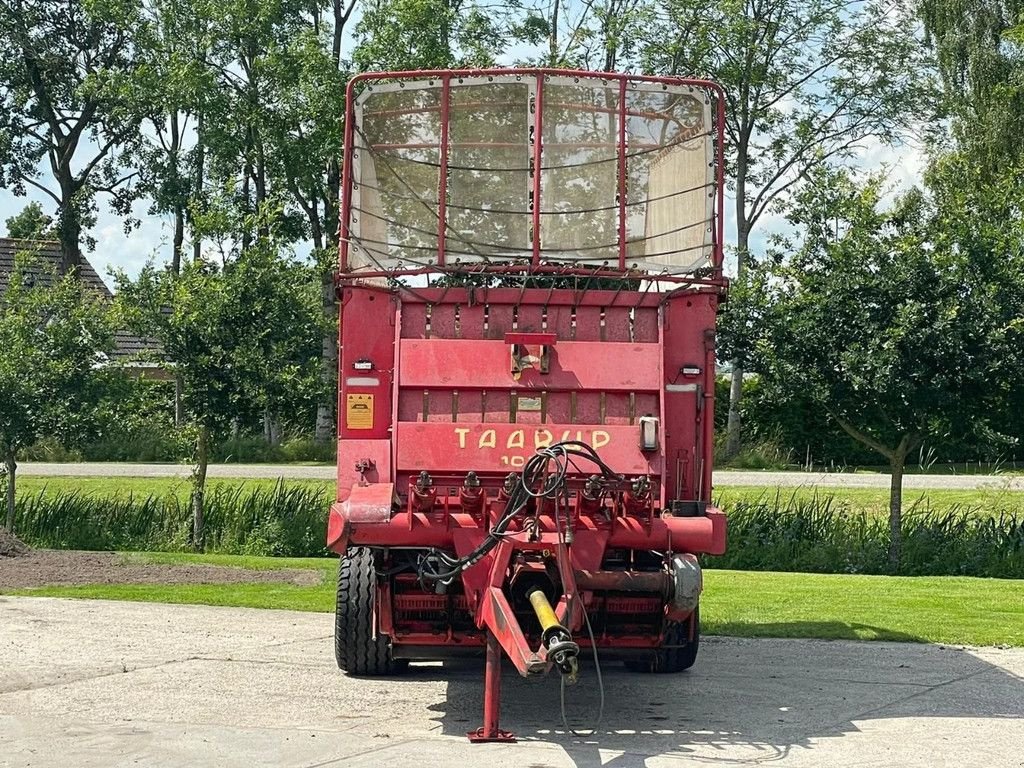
[528,588,561,634]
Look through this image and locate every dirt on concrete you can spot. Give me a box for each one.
[0,549,322,589]
[0,528,30,558]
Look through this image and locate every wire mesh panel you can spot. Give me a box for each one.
[540,78,621,265]
[447,79,532,262]
[624,83,713,273]
[343,70,720,278]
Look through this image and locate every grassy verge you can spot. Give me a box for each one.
[14,476,332,500]
[17,477,1023,515]
[715,485,1024,517]
[5,553,1022,647]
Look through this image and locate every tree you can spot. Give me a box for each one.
[641,0,935,457]
[0,0,149,272]
[919,0,1024,168]
[117,222,325,547]
[755,166,1024,568]
[0,251,112,531]
[353,0,508,70]
[4,201,57,240]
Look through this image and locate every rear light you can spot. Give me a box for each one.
[639,416,659,451]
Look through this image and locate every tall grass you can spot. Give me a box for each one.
[13,485,1024,577]
[712,491,1024,578]
[14,481,330,557]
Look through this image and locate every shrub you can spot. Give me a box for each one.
[708,491,1024,578]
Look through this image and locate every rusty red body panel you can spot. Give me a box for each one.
[329,68,727,742]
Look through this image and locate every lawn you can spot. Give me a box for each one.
[714,485,1024,516]
[7,552,1023,647]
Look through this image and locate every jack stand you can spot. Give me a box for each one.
[467,631,516,743]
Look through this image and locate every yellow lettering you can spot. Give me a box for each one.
[560,429,573,442]
[534,428,553,449]
[455,428,470,449]
[507,430,525,449]
[479,429,497,449]
[592,430,610,449]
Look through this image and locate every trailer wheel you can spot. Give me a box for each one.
[334,547,406,676]
[625,606,700,673]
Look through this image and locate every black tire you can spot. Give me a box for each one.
[625,606,700,673]
[334,547,406,676]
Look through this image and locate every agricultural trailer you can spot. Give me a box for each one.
[327,68,728,742]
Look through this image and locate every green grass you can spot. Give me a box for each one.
[702,570,1024,646]
[715,485,1024,517]
[9,582,335,612]
[14,476,333,500]
[5,553,1022,647]
[117,551,335,572]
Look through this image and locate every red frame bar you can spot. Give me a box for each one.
[437,75,451,266]
[531,75,545,269]
[338,68,728,283]
[617,77,628,269]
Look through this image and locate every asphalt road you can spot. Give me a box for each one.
[16,461,1024,490]
[1,597,1022,767]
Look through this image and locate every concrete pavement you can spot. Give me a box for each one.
[16,461,1024,490]
[1,597,1022,767]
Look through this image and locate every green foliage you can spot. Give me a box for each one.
[642,0,934,255]
[4,202,57,240]
[211,435,335,463]
[117,238,326,440]
[920,0,1024,167]
[353,0,509,70]
[757,166,1024,467]
[0,253,114,457]
[0,0,149,266]
[14,480,329,556]
[710,492,1024,579]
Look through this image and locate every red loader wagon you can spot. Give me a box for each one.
[327,68,728,742]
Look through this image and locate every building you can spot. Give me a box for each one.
[0,237,167,378]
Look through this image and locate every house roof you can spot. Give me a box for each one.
[0,237,163,363]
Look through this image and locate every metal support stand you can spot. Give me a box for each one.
[467,631,516,743]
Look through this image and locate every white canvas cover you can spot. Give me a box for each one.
[346,74,714,276]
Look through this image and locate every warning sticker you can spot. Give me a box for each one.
[346,393,374,430]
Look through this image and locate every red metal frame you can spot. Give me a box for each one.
[338,68,727,283]
[331,68,728,744]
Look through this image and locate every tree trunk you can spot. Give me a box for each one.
[724,192,750,458]
[315,273,338,444]
[172,206,184,275]
[191,426,209,550]
[57,198,83,274]
[174,374,185,427]
[888,443,909,571]
[4,451,16,533]
[170,109,185,274]
[192,114,205,262]
[263,410,281,446]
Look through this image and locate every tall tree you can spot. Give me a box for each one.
[135,0,216,276]
[0,0,149,272]
[641,0,935,457]
[755,166,1024,568]
[116,227,325,547]
[0,252,112,531]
